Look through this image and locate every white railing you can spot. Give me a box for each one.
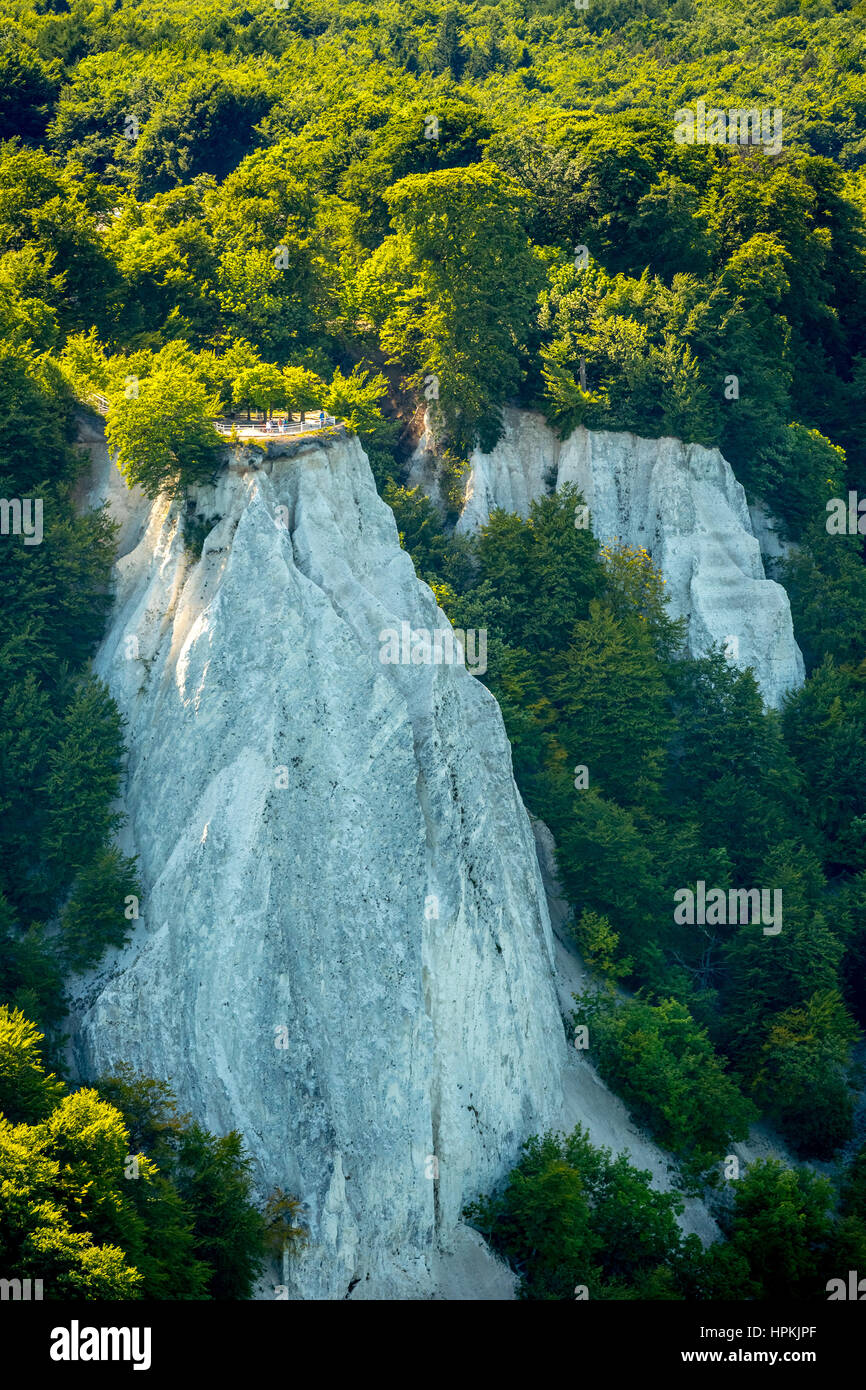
[213,416,338,438]
[88,392,111,415]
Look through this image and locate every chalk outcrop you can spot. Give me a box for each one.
[67,421,728,1300]
[452,410,804,707]
[69,429,567,1299]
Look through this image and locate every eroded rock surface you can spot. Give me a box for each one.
[452,409,804,707]
[69,429,566,1299]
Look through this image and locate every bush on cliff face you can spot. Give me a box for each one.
[0,1010,270,1300]
[572,993,757,1182]
[468,1126,865,1302]
[464,1126,685,1299]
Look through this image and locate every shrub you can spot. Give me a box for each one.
[573,992,757,1180]
[465,1126,684,1299]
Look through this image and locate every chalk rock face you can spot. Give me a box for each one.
[456,409,805,707]
[69,429,565,1300]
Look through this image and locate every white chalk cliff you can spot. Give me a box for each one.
[68,419,726,1301]
[449,409,804,707]
[68,427,568,1300]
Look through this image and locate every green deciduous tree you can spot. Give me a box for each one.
[465,1126,684,1299]
[782,524,866,673]
[134,77,271,199]
[757,989,858,1159]
[363,163,544,450]
[282,365,325,422]
[723,1159,838,1301]
[0,1006,64,1123]
[572,992,757,1179]
[231,361,284,421]
[106,364,220,497]
[325,364,388,433]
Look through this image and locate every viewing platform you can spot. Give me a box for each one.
[86,393,340,441]
[213,416,339,440]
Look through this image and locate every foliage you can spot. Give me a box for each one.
[0,1029,275,1301]
[720,1159,839,1301]
[569,909,632,982]
[324,365,388,435]
[0,1007,64,1123]
[231,360,284,419]
[106,363,221,497]
[59,847,140,973]
[0,1010,205,1298]
[573,991,757,1181]
[361,162,544,450]
[0,333,122,1033]
[756,990,858,1159]
[465,1125,685,1300]
[96,1066,270,1300]
[0,0,864,1300]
